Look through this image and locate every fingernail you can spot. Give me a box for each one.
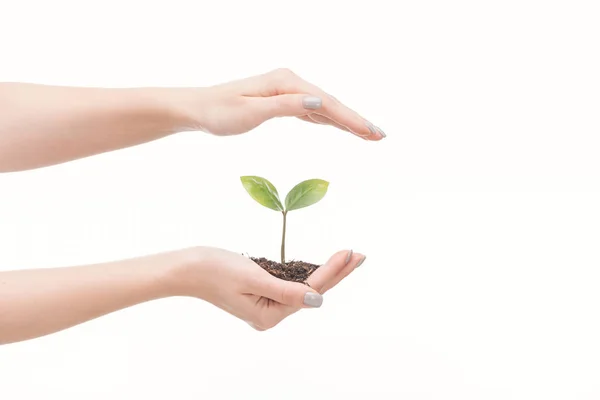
[366,121,377,136]
[376,126,387,138]
[303,292,323,308]
[355,255,367,268]
[345,249,353,265]
[303,96,322,110]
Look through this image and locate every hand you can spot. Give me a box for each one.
[176,68,386,140]
[169,246,366,331]
[0,246,365,344]
[0,72,385,172]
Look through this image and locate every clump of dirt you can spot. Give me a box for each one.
[251,257,320,283]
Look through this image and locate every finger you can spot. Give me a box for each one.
[321,96,387,140]
[308,114,355,133]
[297,115,324,125]
[296,115,353,133]
[307,94,385,141]
[320,253,366,294]
[266,250,362,324]
[254,274,324,309]
[250,93,324,119]
[273,73,385,140]
[246,69,386,140]
[305,250,353,294]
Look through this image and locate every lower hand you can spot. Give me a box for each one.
[0,246,365,344]
[168,246,366,330]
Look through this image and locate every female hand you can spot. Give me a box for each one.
[169,246,367,331]
[175,68,386,140]
[1,69,384,171]
[0,246,366,344]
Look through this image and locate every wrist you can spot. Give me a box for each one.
[158,246,212,298]
[143,87,210,134]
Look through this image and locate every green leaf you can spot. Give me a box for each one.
[240,176,284,212]
[284,179,329,212]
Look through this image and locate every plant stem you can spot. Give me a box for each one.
[281,211,287,264]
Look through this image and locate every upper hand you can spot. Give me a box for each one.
[168,246,366,331]
[176,68,386,140]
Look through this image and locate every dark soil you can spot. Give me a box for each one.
[251,257,320,283]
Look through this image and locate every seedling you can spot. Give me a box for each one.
[240,176,329,264]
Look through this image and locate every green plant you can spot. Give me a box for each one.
[240,176,329,264]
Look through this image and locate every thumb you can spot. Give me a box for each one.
[254,94,323,118]
[257,275,324,308]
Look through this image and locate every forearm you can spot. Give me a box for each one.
[0,83,197,172]
[0,251,184,345]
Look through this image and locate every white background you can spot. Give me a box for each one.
[1,0,600,398]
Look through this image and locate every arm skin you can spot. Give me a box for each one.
[0,83,188,172]
[0,247,365,345]
[0,251,177,345]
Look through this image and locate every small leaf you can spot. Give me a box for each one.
[240,176,284,212]
[285,179,329,212]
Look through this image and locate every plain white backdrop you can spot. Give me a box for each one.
[1,0,600,398]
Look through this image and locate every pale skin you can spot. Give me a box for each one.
[0,69,381,345]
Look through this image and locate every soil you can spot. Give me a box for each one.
[251,257,320,283]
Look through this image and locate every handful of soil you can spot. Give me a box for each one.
[251,257,320,283]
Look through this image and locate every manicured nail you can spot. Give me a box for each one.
[376,126,386,138]
[303,96,322,110]
[344,250,354,265]
[304,292,323,308]
[345,250,353,265]
[366,121,377,136]
[355,255,367,268]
